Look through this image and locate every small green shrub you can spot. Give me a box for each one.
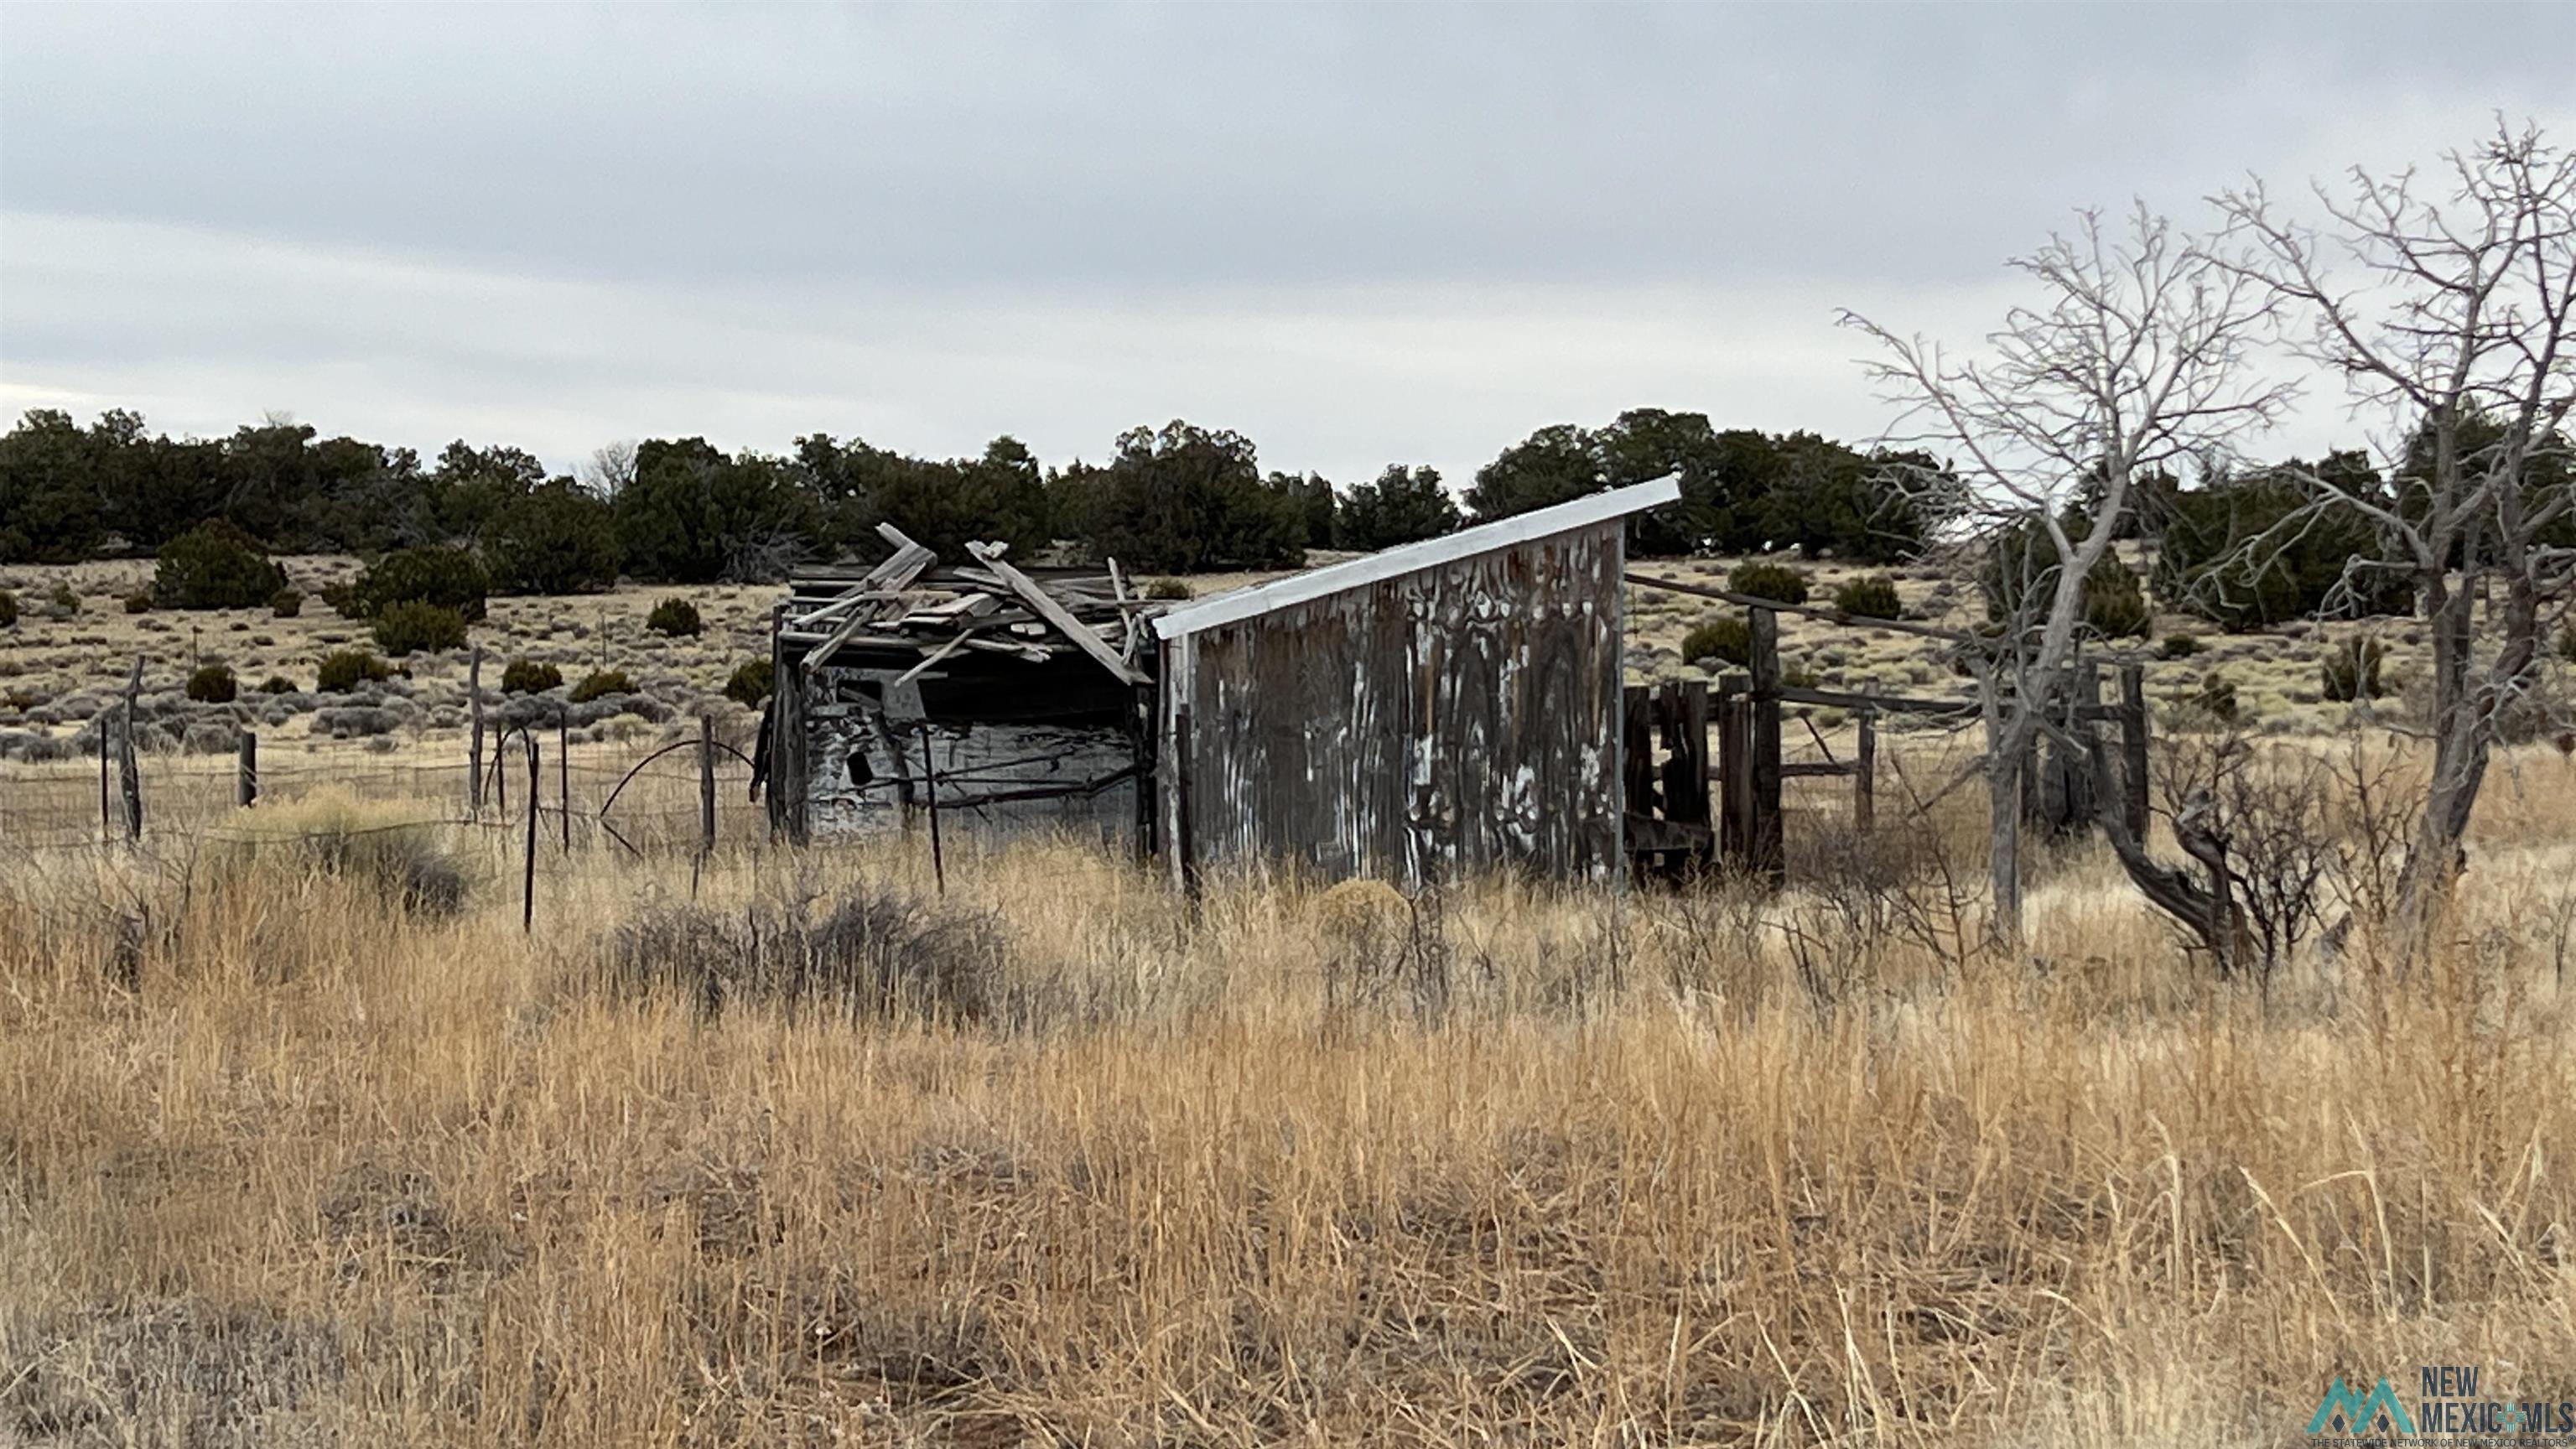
[258,675,297,695]
[123,591,153,615]
[319,581,364,619]
[353,547,489,621]
[645,597,703,637]
[371,600,469,657]
[2321,636,2386,703]
[153,521,289,610]
[1831,574,1901,620]
[1728,560,1810,605]
[724,658,775,707]
[0,589,16,628]
[501,658,564,694]
[2084,565,2153,639]
[44,582,80,618]
[185,663,238,704]
[570,668,635,704]
[1145,578,1193,601]
[2190,672,2241,724]
[317,649,393,693]
[270,588,304,618]
[2159,633,2203,660]
[1680,615,1753,669]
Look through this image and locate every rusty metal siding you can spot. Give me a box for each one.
[1178,520,1623,884]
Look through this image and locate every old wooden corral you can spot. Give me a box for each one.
[758,479,2149,896]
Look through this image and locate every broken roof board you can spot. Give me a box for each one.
[1150,475,1680,641]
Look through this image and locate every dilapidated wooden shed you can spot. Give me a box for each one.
[1150,477,1678,887]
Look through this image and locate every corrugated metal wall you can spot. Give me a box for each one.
[1166,520,1623,885]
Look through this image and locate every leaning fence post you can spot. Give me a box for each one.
[918,722,945,894]
[118,655,144,844]
[522,735,539,934]
[237,730,258,808]
[467,644,486,821]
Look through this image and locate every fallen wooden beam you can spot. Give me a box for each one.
[966,543,1147,685]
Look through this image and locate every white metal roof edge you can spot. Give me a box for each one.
[1150,475,1680,640]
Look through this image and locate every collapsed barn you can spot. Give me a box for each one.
[756,480,1680,886]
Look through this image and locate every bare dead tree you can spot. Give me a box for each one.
[2214,122,2576,941]
[1842,205,2295,946]
[583,439,639,499]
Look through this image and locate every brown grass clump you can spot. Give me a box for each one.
[1,747,2573,1444]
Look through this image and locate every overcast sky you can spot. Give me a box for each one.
[3,2,2570,486]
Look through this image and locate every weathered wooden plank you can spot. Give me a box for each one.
[966,543,1146,686]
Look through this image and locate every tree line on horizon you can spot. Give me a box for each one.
[3,403,2549,634]
[0,406,1949,586]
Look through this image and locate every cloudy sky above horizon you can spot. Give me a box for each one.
[3,2,2570,486]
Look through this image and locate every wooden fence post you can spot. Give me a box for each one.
[97,714,112,845]
[1854,704,1877,834]
[237,730,258,808]
[1131,682,1156,863]
[1173,703,1198,901]
[919,722,945,893]
[558,712,571,855]
[2119,662,2151,839]
[118,655,144,844]
[1716,673,1752,870]
[467,644,486,821]
[1621,683,1657,819]
[522,735,539,934]
[1748,608,1784,886]
[698,715,717,858]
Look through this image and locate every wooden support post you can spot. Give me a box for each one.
[2119,663,2150,841]
[237,730,258,808]
[522,735,539,934]
[1621,683,1657,818]
[1131,681,1156,862]
[118,655,144,844]
[698,715,717,858]
[97,714,112,845]
[1716,674,1752,869]
[493,724,507,819]
[467,644,486,821]
[1748,609,1784,886]
[1655,680,1711,875]
[1854,706,1877,834]
[558,712,572,855]
[919,722,945,894]
[1174,703,1198,901]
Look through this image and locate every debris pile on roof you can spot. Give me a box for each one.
[776,524,1157,687]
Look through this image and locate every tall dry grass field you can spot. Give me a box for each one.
[5,748,2576,1446]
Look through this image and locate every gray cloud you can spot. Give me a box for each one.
[3,3,2570,483]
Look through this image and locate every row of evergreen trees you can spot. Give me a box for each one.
[0,407,1944,584]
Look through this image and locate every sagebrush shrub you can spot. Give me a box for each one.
[2159,633,2202,660]
[501,658,563,694]
[1831,574,1901,620]
[354,547,489,621]
[270,588,303,618]
[316,649,393,693]
[185,663,237,704]
[1728,560,1810,605]
[123,591,153,615]
[153,521,288,610]
[645,597,703,637]
[1681,615,1753,668]
[371,600,468,657]
[569,668,634,704]
[724,659,774,707]
[1145,578,1193,600]
[0,589,15,628]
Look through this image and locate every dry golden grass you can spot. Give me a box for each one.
[4,742,2576,1445]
